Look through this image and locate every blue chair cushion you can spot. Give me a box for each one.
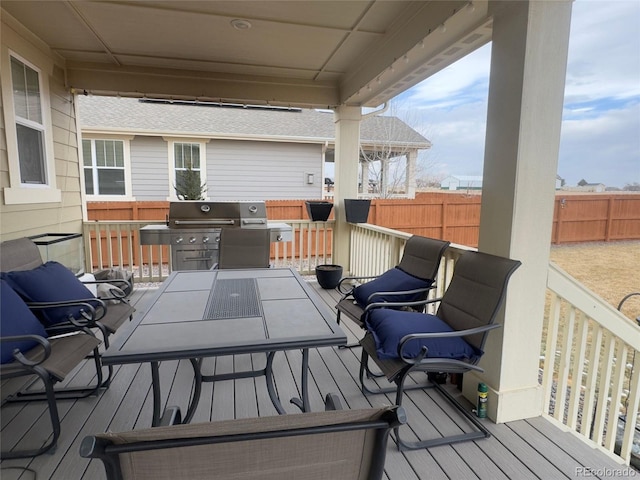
[352,267,432,308]
[1,261,99,327]
[366,309,482,361]
[0,280,48,364]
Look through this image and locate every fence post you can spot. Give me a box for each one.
[604,197,614,242]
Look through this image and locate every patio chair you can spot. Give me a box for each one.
[335,235,450,347]
[80,394,406,480]
[216,228,271,269]
[358,250,521,450]
[1,280,102,459]
[0,237,135,388]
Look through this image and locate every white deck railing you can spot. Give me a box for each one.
[83,220,334,282]
[542,263,639,465]
[83,220,639,464]
[347,223,473,306]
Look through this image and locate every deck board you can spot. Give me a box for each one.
[1,281,633,479]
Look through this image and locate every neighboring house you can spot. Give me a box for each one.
[440,175,483,191]
[563,183,606,193]
[441,175,563,191]
[79,96,430,201]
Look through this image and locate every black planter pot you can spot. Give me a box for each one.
[305,201,333,221]
[315,264,343,289]
[344,199,371,223]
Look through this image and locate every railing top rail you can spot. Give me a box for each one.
[548,261,640,349]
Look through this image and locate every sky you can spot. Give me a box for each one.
[394,0,640,189]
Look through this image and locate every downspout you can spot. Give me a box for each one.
[362,102,389,119]
[321,140,329,199]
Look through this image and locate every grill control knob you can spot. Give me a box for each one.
[175,237,183,244]
[202,236,210,243]
[189,237,197,244]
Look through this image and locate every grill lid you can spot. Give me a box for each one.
[167,201,268,229]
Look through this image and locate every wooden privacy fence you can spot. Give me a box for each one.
[88,193,640,248]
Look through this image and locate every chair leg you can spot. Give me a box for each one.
[358,348,399,396]
[359,349,427,395]
[393,377,491,451]
[1,366,60,459]
[7,346,105,402]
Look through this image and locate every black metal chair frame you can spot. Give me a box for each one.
[335,235,450,349]
[1,327,102,459]
[357,251,521,450]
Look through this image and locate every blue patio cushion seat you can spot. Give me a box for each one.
[1,261,100,326]
[0,280,48,364]
[366,308,481,361]
[352,267,433,308]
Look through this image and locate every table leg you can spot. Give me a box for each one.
[264,352,286,414]
[151,361,162,427]
[290,348,310,412]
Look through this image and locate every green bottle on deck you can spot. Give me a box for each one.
[477,382,488,418]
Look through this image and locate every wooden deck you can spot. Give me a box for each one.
[1,279,631,479]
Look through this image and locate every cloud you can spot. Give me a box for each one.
[392,0,640,188]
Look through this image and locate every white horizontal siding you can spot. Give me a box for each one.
[207,140,323,200]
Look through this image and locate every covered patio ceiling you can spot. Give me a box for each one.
[2,0,492,108]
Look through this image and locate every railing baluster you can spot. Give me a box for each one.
[605,341,628,451]
[593,334,615,446]
[580,323,602,436]
[567,312,589,429]
[620,353,640,462]
[542,294,561,412]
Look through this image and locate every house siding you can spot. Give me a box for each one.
[208,140,323,200]
[125,136,325,201]
[0,18,83,242]
[130,136,170,200]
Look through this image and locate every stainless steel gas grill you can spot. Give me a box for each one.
[139,201,291,271]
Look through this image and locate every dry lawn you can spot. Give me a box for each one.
[549,240,640,323]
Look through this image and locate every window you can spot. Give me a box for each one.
[11,56,47,185]
[169,141,207,200]
[1,48,60,204]
[82,139,127,195]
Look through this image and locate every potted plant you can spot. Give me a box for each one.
[315,264,343,289]
[305,201,333,221]
[344,199,371,223]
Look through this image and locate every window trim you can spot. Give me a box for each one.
[81,135,135,201]
[164,137,209,201]
[1,48,60,204]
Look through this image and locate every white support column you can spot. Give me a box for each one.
[333,106,362,270]
[381,159,390,197]
[461,0,573,423]
[406,150,417,199]
[360,161,368,195]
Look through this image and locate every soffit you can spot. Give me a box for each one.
[2,0,492,108]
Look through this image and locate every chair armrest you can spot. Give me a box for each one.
[0,334,51,366]
[366,284,435,303]
[363,296,443,314]
[27,299,104,326]
[337,275,381,295]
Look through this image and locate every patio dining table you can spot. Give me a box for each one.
[102,267,347,426]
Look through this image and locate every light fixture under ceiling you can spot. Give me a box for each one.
[231,19,252,30]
